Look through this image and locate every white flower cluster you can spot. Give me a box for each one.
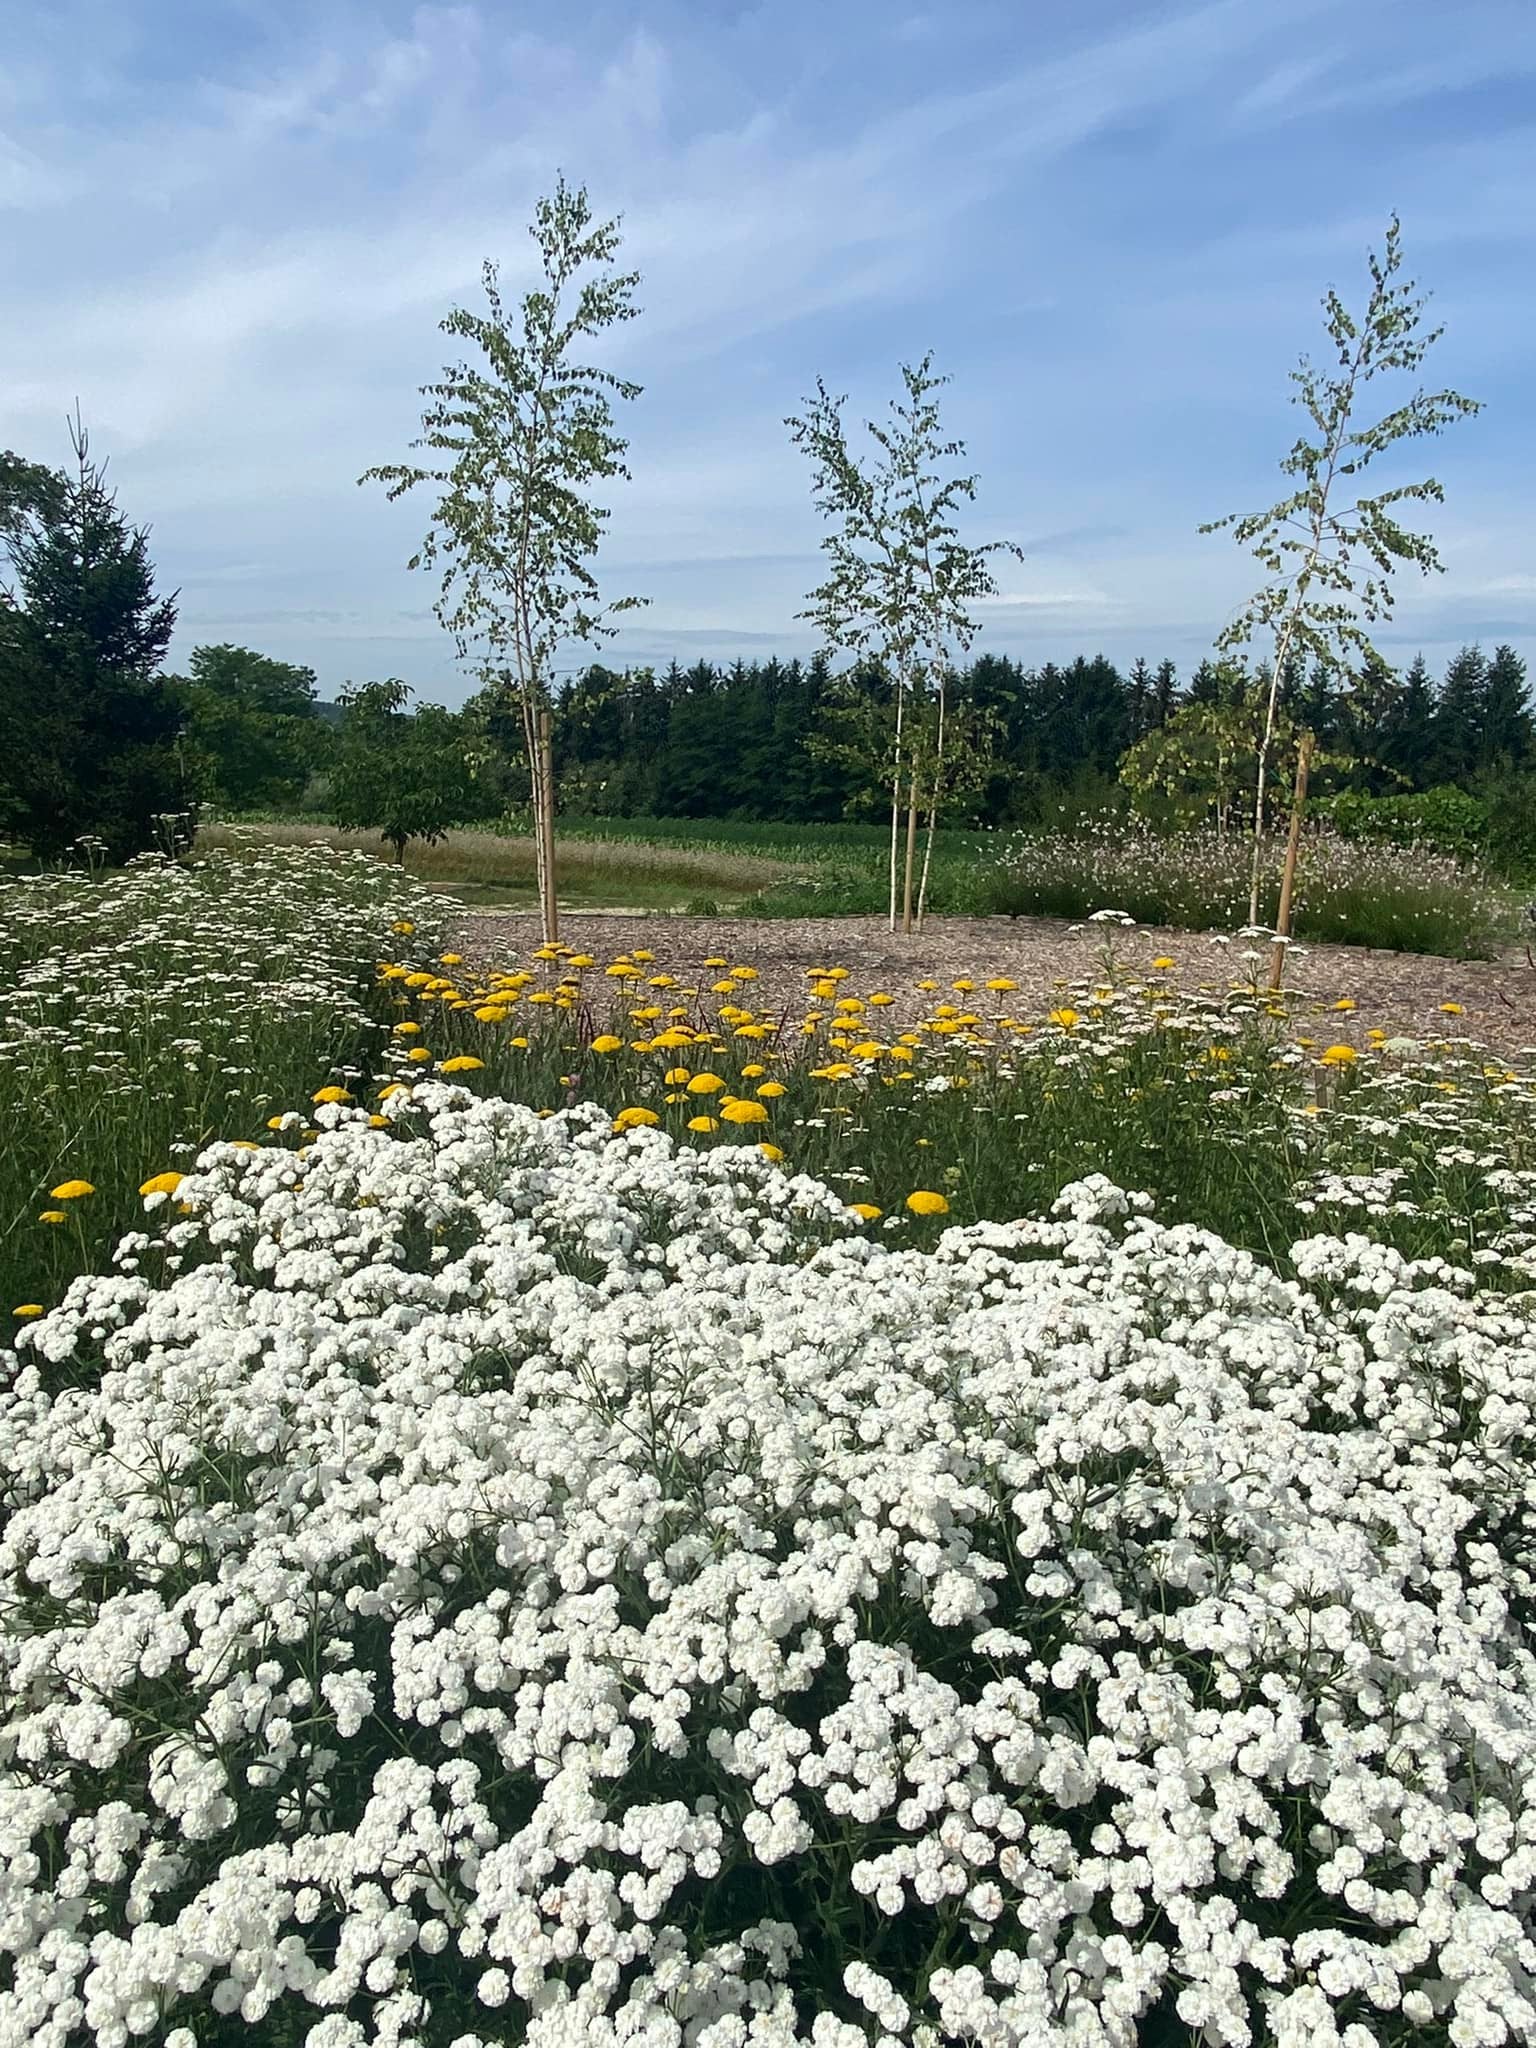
[1,1089,1533,2048]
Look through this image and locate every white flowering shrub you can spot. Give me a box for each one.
[1,1091,1533,2047]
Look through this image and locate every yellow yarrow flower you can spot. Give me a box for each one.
[613,1106,660,1131]
[38,1210,67,1226]
[313,1085,352,1104]
[686,1073,726,1094]
[847,1202,882,1221]
[1319,1044,1358,1067]
[720,1098,769,1125]
[139,1171,184,1198]
[590,1035,624,1054]
[686,1114,719,1133]
[50,1180,95,1200]
[905,1189,950,1216]
[759,1143,785,1163]
[13,1304,43,1318]
[439,1055,485,1073]
[755,1080,787,1098]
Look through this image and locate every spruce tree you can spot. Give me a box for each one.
[1435,645,1489,786]
[0,414,181,861]
[1482,644,1532,772]
[1379,652,1437,789]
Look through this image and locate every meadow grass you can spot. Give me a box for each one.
[201,819,803,908]
[742,821,1522,953]
[0,844,443,1317]
[984,823,1520,956]
[365,937,1536,1279]
[210,813,1517,956]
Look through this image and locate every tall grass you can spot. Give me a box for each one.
[201,820,798,906]
[0,845,442,1317]
[372,944,1536,1277]
[985,823,1520,956]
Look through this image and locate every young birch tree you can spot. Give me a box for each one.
[788,355,1018,931]
[359,176,644,942]
[1202,214,1480,925]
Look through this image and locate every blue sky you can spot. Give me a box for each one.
[2,0,1532,704]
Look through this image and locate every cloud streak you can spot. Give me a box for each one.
[0,0,1529,699]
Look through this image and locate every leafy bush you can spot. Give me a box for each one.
[1482,768,1536,883]
[1320,786,1489,860]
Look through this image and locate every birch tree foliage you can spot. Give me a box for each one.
[358,174,645,728]
[787,354,1020,924]
[1200,214,1480,917]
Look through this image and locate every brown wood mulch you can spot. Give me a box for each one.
[446,910,1536,1056]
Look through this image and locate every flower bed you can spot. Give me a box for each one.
[3,1089,1533,2045]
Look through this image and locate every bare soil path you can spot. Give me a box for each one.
[448,910,1536,1054]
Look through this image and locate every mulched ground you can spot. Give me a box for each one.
[448,909,1536,1055]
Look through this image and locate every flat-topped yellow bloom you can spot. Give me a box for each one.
[686,1114,719,1133]
[1048,1008,1080,1030]
[439,1056,484,1073]
[905,1189,950,1216]
[613,1105,659,1130]
[686,1073,725,1094]
[590,1035,624,1053]
[50,1180,95,1200]
[313,1085,352,1104]
[473,1006,509,1024]
[720,1097,769,1125]
[755,1080,787,1098]
[1319,1044,1358,1067]
[759,1143,785,1163]
[847,1202,882,1221]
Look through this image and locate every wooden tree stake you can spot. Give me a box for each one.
[1269,731,1313,992]
[901,778,919,934]
[539,706,559,945]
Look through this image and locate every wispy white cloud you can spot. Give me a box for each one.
[0,0,1529,696]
